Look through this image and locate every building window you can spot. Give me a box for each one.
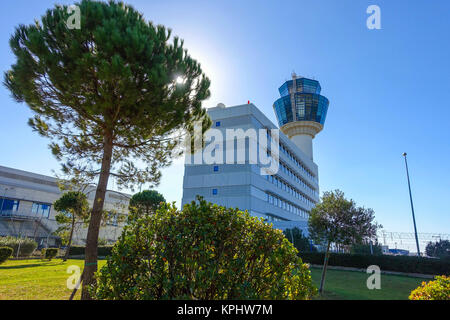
[212,189,218,195]
[265,192,310,219]
[265,213,288,222]
[0,198,20,215]
[215,121,221,127]
[107,213,119,227]
[61,210,71,218]
[32,203,51,218]
[213,165,219,172]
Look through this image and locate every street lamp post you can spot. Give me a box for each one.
[402,152,421,257]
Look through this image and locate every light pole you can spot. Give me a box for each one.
[402,152,421,257]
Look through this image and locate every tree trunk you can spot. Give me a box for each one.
[64,215,75,262]
[319,240,331,294]
[81,133,113,300]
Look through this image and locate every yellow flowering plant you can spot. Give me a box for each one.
[409,275,450,300]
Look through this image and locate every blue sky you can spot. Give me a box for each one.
[1,0,449,239]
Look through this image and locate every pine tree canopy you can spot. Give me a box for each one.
[5,1,212,298]
[4,0,211,189]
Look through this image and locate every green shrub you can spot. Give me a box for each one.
[409,275,450,300]
[42,248,58,260]
[68,246,85,256]
[425,240,450,259]
[0,247,13,264]
[283,227,317,253]
[98,238,109,246]
[299,252,450,275]
[0,236,37,257]
[68,245,113,257]
[94,198,317,300]
[350,242,383,256]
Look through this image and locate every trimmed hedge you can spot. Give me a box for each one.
[42,248,58,260]
[0,247,13,264]
[69,245,113,257]
[299,252,450,275]
[0,236,37,257]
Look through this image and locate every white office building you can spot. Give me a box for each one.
[0,165,130,247]
[182,74,329,233]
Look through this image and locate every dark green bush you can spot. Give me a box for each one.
[350,242,382,255]
[0,236,37,257]
[94,198,317,300]
[283,227,316,253]
[68,245,113,257]
[42,248,58,260]
[0,247,13,264]
[299,252,450,275]
[425,240,450,259]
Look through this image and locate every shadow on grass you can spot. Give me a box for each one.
[312,291,344,300]
[0,260,68,270]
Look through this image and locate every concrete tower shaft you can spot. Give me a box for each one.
[280,120,323,160]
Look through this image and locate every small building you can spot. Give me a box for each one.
[0,165,130,247]
[388,248,410,256]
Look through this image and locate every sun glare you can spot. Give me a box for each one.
[176,76,184,84]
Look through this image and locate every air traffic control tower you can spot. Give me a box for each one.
[273,73,329,160]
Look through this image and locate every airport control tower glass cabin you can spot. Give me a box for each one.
[273,73,329,160]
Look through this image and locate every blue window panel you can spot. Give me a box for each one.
[62,210,71,218]
[274,79,328,127]
[212,189,218,195]
[0,198,19,214]
[41,204,50,218]
[278,82,290,97]
[107,212,119,227]
[278,78,321,96]
[273,95,293,126]
[0,198,20,216]
[213,165,219,172]
[31,203,38,214]
[293,93,329,124]
[215,121,221,127]
[32,202,51,218]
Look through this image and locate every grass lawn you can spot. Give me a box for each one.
[1,259,427,300]
[309,266,427,300]
[0,259,107,300]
